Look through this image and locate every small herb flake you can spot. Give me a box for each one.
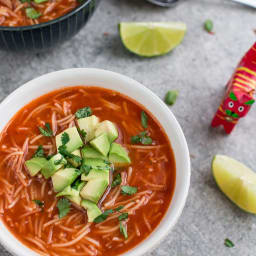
[34,0,48,3]
[131,131,152,145]
[224,238,234,248]
[61,132,70,145]
[57,198,70,219]
[118,213,128,221]
[33,145,45,158]
[114,205,124,212]
[112,173,122,188]
[54,156,64,165]
[80,129,87,138]
[165,90,178,106]
[141,111,148,129]
[38,123,53,137]
[94,209,113,223]
[75,107,92,119]
[25,7,41,19]
[33,199,44,208]
[81,164,92,176]
[121,186,137,195]
[120,222,128,239]
[204,19,214,34]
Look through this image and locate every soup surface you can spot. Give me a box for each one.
[0,86,176,256]
[0,0,81,26]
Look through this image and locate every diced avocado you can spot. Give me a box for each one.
[67,149,82,168]
[80,179,109,203]
[56,183,85,206]
[41,154,67,179]
[81,200,102,222]
[95,120,118,143]
[109,143,131,168]
[81,169,109,183]
[56,127,83,153]
[81,145,107,160]
[90,133,110,157]
[52,168,81,192]
[25,157,48,176]
[82,158,110,169]
[77,115,100,142]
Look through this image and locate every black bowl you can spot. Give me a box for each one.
[0,0,100,52]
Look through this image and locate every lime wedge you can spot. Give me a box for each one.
[119,22,186,57]
[212,154,256,214]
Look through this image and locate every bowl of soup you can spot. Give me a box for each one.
[0,68,190,256]
[0,0,100,51]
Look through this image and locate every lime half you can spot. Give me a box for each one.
[212,154,256,214]
[119,22,186,57]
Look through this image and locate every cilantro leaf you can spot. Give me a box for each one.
[58,145,73,158]
[141,111,148,129]
[112,173,122,188]
[80,164,92,176]
[25,7,41,19]
[33,145,45,158]
[38,123,53,137]
[54,156,64,165]
[33,199,44,208]
[131,131,152,145]
[118,213,128,221]
[57,198,70,219]
[93,209,113,223]
[120,222,128,239]
[114,205,124,212]
[121,186,137,195]
[61,132,70,145]
[75,107,92,119]
[224,238,234,248]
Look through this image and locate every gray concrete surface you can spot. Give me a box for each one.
[1,0,256,255]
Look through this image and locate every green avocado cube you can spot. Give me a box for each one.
[81,200,102,222]
[90,133,110,157]
[81,169,109,183]
[95,120,118,143]
[67,149,82,168]
[52,168,80,192]
[109,143,131,168]
[25,157,48,176]
[82,158,110,169]
[81,145,107,160]
[80,179,109,204]
[41,153,67,179]
[77,115,100,142]
[56,127,83,153]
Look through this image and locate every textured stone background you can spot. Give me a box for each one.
[0,0,256,255]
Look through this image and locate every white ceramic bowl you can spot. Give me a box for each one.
[0,68,190,256]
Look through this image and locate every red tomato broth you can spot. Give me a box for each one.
[0,86,176,256]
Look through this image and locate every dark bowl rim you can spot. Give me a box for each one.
[0,0,93,31]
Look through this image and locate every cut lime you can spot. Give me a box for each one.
[119,22,186,57]
[212,154,256,214]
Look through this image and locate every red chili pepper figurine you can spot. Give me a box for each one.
[211,43,256,133]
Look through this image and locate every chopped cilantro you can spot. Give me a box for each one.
[25,7,41,19]
[224,238,234,248]
[121,186,137,195]
[141,111,148,129]
[114,205,124,212]
[57,198,70,219]
[112,173,122,188]
[118,213,128,221]
[54,156,64,165]
[38,123,53,137]
[33,145,45,158]
[131,131,152,145]
[80,164,92,176]
[75,107,92,119]
[33,199,44,208]
[61,132,69,145]
[94,209,113,223]
[120,222,128,239]
[165,90,179,106]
